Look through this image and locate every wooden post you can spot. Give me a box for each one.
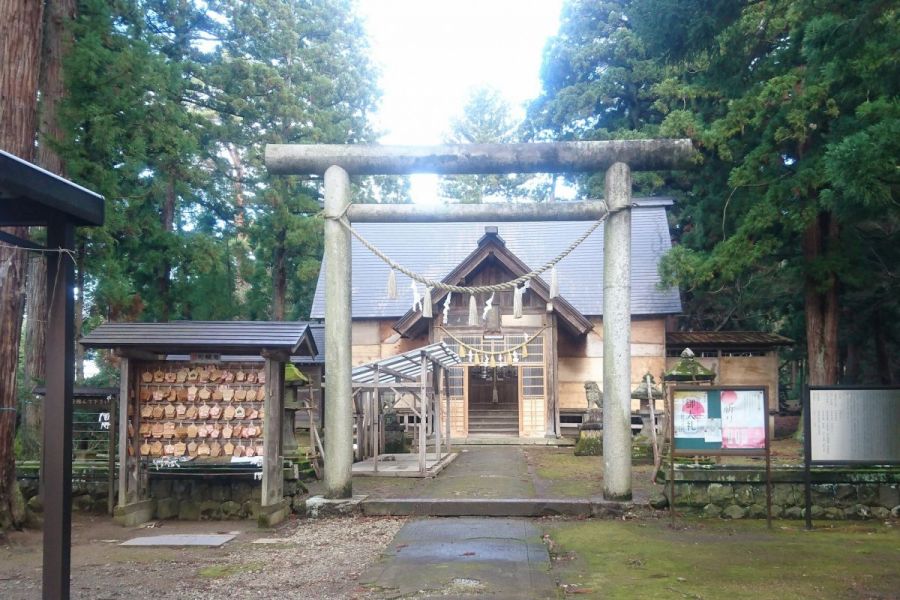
[262,355,285,507]
[117,357,130,507]
[107,389,116,515]
[373,365,380,473]
[323,165,353,498]
[547,313,560,437]
[42,219,75,600]
[419,352,427,475]
[432,359,441,459]
[602,162,633,501]
[444,368,452,455]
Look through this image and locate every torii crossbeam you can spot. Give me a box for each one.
[266,140,695,502]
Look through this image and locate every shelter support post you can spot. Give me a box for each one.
[602,162,633,501]
[262,355,285,507]
[432,359,441,459]
[373,365,380,473]
[43,219,75,600]
[117,358,130,507]
[107,387,116,515]
[444,368,451,455]
[419,352,427,475]
[323,165,353,498]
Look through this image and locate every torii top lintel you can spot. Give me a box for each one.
[265,140,695,176]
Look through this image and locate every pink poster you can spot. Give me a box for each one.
[720,390,766,449]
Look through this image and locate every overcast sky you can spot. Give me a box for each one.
[356,0,564,202]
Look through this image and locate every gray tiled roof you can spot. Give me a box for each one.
[310,198,681,319]
[81,321,318,355]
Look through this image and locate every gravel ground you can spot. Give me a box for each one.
[0,515,406,600]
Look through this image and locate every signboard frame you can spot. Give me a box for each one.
[668,385,772,527]
[803,385,900,529]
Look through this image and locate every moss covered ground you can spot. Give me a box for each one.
[543,518,899,599]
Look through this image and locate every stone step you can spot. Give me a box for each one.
[361,497,633,517]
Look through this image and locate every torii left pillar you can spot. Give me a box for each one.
[323,165,354,498]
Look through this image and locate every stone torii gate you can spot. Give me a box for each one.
[266,140,694,501]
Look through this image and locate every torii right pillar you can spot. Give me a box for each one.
[602,162,632,501]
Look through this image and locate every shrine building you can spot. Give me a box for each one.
[310,197,681,440]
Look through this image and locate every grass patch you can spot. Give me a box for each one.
[198,562,261,579]
[529,449,604,498]
[544,519,900,599]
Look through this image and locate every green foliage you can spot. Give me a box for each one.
[534,0,900,382]
[441,85,551,203]
[59,0,390,332]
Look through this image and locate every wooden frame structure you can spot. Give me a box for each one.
[80,321,318,527]
[266,139,695,501]
[0,149,105,600]
[350,343,460,476]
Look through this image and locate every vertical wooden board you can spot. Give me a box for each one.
[262,358,284,506]
[117,357,130,506]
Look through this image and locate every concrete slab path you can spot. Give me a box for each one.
[360,517,556,599]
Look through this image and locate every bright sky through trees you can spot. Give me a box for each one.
[357,0,564,203]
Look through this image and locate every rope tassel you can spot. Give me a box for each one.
[422,287,433,318]
[550,265,559,298]
[387,268,397,299]
[468,294,478,326]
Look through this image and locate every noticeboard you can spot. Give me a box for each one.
[805,386,900,465]
[671,386,769,456]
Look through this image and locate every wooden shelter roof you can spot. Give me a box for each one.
[352,342,460,385]
[80,321,318,356]
[0,150,104,227]
[667,331,794,348]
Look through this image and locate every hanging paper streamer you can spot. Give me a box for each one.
[387,269,397,299]
[482,292,495,321]
[468,294,478,326]
[411,280,422,312]
[422,287,433,318]
[512,350,519,364]
[442,292,452,325]
[550,265,559,298]
[513,281,529,319]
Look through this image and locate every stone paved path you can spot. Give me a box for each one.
[359,517,556,599]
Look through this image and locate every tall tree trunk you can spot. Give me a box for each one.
[74,240,85,383]
[159,176,176,322]
[272,228,286,320]
[803,211,840,386]
[23,256,46,436]
[873,306,893,385]
[228,145,250,304]
[0,0,45,530]
[24,0,77,421]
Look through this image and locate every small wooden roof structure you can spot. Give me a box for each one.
[667,331,793,349]
[0,149,105,599]
[664,348,717,383]
[352,342,460,384]
[81,320,318,356]
[0,150,104,227]
[351,343,460,476]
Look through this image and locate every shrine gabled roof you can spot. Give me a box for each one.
[393,227,594,338]
[309,198,682,320]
